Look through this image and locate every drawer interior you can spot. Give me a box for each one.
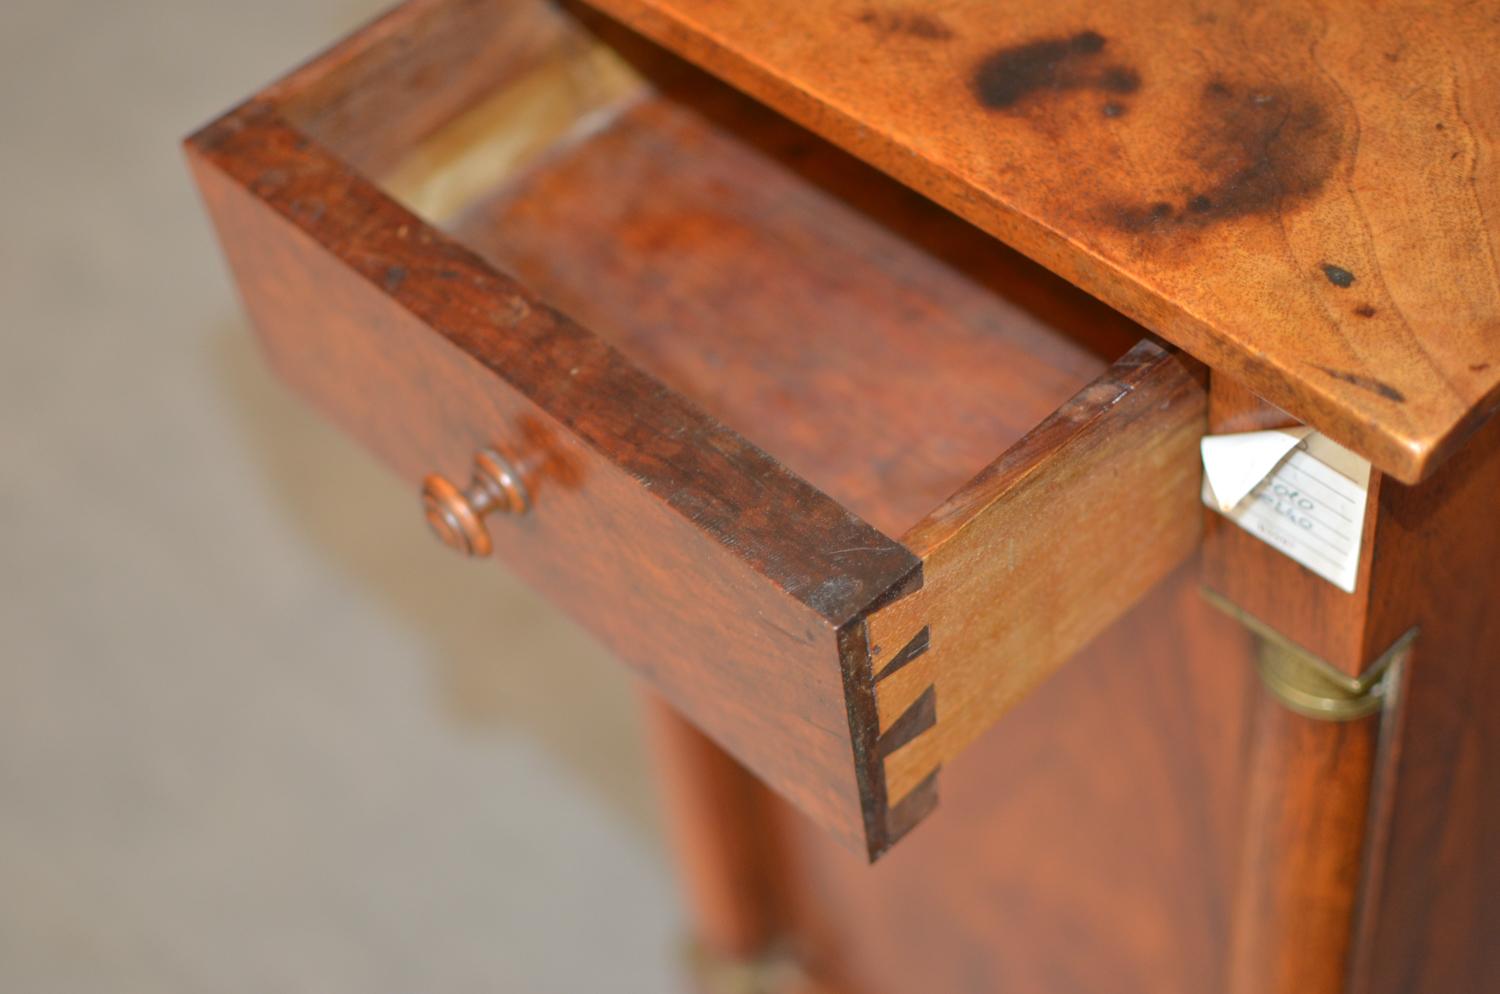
[280,3,1143,539]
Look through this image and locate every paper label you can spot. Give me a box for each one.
[1202,431,1372,593]
[1201,427,1312,512]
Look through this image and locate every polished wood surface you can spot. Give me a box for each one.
[583,0,1500,484]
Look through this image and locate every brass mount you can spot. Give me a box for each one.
[1202,589,1418,722]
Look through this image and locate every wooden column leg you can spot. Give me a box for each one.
[640,691,780,960]
[641,692,837,994]
[1226,674,1385,994]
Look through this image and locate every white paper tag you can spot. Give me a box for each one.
[1201,430,1372,593]
[1201,427,1313,512]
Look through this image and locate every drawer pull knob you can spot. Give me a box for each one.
[421,448,530,556]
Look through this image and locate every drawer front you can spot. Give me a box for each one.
[188,108,917,854]
[186,0,1207,859]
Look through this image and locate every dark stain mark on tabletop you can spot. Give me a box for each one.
[1315,365,1406,402]
[1355,304,1377,318]
[1322,263,1356,287]
[972,31,1139,111]
[382,265,408,293]
[1109,79,1340,233]
[857,8,954,40]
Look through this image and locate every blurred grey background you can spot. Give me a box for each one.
[0,1,687,990]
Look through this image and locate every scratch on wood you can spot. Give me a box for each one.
[856,7,954,40]
[1314,365,1406,403]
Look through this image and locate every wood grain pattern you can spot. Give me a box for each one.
[581,0,1500,483]
[866,341,1207,805]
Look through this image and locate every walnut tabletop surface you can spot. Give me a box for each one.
[583,0,1500,482]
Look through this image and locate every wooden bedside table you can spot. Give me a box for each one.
[186,2,1500,991]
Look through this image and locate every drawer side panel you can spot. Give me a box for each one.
[867,341,1208,805]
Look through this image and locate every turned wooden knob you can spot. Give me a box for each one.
[421,448,530,556]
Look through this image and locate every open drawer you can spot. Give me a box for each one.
[186,0,1207,859]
